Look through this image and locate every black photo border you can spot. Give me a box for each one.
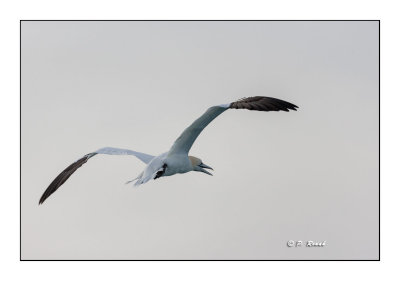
[20,19,380,261]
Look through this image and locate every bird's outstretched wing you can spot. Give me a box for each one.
[39,147,154,204]
[169,96,298,155]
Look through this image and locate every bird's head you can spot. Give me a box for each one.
[189,156,213,176]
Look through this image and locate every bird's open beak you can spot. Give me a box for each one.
[199,163,213,176]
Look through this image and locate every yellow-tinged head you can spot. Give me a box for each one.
[189,156,213,176]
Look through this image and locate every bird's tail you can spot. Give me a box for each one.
[125,170,155,187]
[125,172,144,187]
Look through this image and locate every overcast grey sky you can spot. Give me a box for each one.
[21,21,378,260]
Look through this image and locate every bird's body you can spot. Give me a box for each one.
[129,152,211,185]
[164,153,193,176]
[39,96,298,204]
[133,152,193,185]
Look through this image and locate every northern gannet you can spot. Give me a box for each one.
[39,96,298,204]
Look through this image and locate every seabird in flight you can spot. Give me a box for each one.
[39,96,298,204]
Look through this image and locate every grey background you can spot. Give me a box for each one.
[21,21,379,260]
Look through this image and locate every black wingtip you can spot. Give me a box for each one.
[38,153,97,205]
[38,194,47,205]
[38,186,52,205]
[229,96,299,112]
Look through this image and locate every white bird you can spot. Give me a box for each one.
[39,96,298,204]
